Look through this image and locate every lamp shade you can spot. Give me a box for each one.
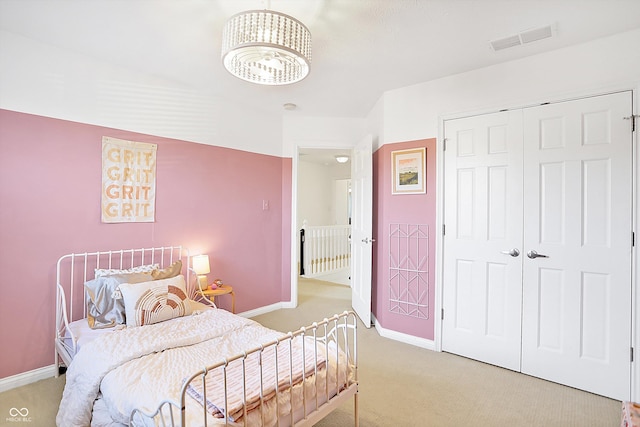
[192,254,211,275]
[221,10,311,85]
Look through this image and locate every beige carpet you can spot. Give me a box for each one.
[0,277,622,426]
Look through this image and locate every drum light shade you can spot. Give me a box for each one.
[192,254,211,292]
[221,10,311,85]
[192,254,210,275]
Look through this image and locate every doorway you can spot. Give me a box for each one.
[441,91,634,401]
[293,136,374,328]
[296,148,352,289]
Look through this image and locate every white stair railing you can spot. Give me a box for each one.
[301,225,351,277]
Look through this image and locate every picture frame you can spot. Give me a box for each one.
[391,147,426,195]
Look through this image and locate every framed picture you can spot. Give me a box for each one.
[392,147,426,195]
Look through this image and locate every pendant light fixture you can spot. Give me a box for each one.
[221,6,312,85]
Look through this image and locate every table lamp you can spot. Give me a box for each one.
[192,254,210,292]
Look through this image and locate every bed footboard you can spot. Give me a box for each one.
[130,311,359,427]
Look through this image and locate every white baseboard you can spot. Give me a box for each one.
[0,365,57,393]
[280,301,297,309]
[372,315,436,351]
[237,302,285,318]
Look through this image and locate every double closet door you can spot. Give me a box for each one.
[442,91,633,401]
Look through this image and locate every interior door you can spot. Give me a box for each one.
[351,134,373,327]
[442,110,524,371]
[520,92,633,401]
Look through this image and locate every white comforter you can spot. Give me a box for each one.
[57,309,350,427]
[56,309,284,426]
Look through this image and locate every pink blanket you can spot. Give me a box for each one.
[186,336,326,422]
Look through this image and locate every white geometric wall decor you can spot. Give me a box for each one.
[389,223,429,319]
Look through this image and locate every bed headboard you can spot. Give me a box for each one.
[55,245,193,327]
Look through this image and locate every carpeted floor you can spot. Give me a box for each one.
[0,277,622,426]
[255,278,622,427]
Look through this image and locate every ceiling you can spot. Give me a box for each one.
[2,0,639,122]
[298,148,352,175]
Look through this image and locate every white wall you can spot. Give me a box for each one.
[334,179,351,225]
[297,160,351,228]
[381,28,640,143]
[284,30,640,157]
[282,115,366,157]
[365,93,384,151]
[297,160,334,228]
[0,30,283,156]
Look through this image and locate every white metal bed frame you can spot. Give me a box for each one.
[54,245,359,426]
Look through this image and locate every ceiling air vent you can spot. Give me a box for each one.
[490,35,522,51]
[520,25,554,44]
[490,24,555,51]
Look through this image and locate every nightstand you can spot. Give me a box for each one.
[198,284,236,313]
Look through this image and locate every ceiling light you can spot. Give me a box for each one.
[335,155,349,164]
[221,9,312,85]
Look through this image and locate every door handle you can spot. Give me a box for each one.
[527,250,549,259]
[361,237,376,244]
[500,248,520,257]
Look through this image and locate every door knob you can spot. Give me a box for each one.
[527,250,549,259]
[361,237,376,244]
[500,248,520,257]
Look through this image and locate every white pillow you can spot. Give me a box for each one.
[95,263,159,278]
[119,275,192,327]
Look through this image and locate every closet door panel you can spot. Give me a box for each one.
[521,91,633,401]
[442,110,524,371]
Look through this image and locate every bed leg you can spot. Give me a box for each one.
[354,391,359,427]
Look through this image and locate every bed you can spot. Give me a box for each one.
[54,245,359,426]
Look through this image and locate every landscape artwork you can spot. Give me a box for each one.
[392,147,426,195]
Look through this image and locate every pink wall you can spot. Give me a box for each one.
[373,139,437,340]
[0,109,292,378]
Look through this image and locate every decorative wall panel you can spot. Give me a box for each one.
[389,224,429,319]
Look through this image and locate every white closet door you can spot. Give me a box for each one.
[442,110,524,371]
[521,92,633,401]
